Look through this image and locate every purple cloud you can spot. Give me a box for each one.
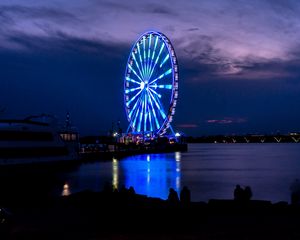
[206,117,247,125]
[1,0,300,81]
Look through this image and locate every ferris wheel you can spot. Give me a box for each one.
[124,31,178,136]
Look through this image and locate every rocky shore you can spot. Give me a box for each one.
[1,189,300,239]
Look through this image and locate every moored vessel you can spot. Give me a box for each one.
[0,113,79,165]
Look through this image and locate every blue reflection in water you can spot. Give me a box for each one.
[118,152,181,200]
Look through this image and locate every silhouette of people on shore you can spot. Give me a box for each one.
[128,186,136,195]
[167,188,179,204]
[290,179,300,205]
[234,184,253,202]
[234,184,244,201]
[180,186,191,204]
[244,186,252,201]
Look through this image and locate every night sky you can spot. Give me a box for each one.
[1,0,300,136]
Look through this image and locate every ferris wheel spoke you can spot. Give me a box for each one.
[137,92,145,132]
[150,36,158,63]
[149,87,162,98]
[148,89,167,119]
[126,88,143,106]
[159,54,170,68]
[150,84,173,89]
[149,68,172,85]
[132,105,141,130]
[148,42,165,80]
[126,77,140,84]
[143,36,146,66]
[131,92,145,129]
[131,53,144,80]
[142,36,148,79]
[128,64,143,82]
[125,86,142,94]
[147,36,159,79]
[146,90,160,129]
[147,103,153,131]
[137,43,146,78]
[129,96,141,118]
[144,34,151,78]
[143,93,148,132]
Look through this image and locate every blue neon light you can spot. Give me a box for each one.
[144,93,148,131]
[143,36,146,65]
[137,43,145,77]
[126,89,143,106]
[137,94,144,132]
[149,88,162,98]
[148,43,165,79]
[128,64,143,82]
[146,34,152,78]
[125,86,141,94]
[132,53,144,79]
[147,92,160,129]
[152,36,159,60]
[148,106,153,131]
[160,54,169,68]
[149,68,172,85]
[157,84,172,89]
[126,77,140,84]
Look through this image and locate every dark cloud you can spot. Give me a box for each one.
[0,32,129,135]
[0,5,78,22]
[144,3,175,15]
[93,0,134,12]
[206,118,247,124]
[186,28,199,32]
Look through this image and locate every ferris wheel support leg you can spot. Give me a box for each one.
[126,124,132,134]
[169,125,175,137]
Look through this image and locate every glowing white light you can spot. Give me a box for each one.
[62,183,71,196]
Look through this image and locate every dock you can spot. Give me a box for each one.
[79,142,188,161]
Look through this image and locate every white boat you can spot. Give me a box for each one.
[0,113,79,165]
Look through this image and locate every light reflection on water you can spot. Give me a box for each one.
[6,143,300,203]
[119,153,181,200]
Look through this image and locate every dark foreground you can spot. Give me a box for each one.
[1,190,300,240]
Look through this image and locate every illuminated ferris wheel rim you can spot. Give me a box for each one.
[124,31,179,136]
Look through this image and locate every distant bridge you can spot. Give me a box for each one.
[187,133,300,143]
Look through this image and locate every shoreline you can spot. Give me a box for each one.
[2,189,300,239]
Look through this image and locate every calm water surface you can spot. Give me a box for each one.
[58,143,300,203]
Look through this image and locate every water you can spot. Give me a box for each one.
[2,143,300,203]
[51,143,300,203]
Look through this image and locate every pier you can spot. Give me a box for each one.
[79,137,188,161]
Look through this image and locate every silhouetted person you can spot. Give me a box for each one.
[234,184,244,201]
[167,188,179,204]
[290,178,300,205]
[128,186,136,195]
[120,184,127,194]
[244,186,253,201]
[113,186,119,193]
[180,186,191,204]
